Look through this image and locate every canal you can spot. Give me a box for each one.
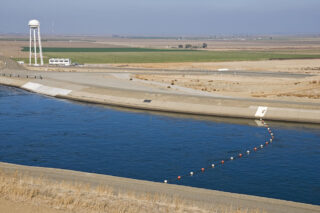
[0,85,319,205]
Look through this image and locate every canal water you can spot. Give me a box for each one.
[0,85,319,205]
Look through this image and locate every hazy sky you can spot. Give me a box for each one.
[1,0,319,35]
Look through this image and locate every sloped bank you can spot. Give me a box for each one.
[0,76,320,124]
[0,162,319,213]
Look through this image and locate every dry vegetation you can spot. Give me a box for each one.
[135,74,320,103]
[0,170,265,213]
[92,37,320,51]
[112,59,320,74]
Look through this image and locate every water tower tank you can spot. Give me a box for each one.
[28,19,40,28]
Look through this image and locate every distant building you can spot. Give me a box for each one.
[49,58,71,66]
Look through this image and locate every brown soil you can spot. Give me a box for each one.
[112,59,320,74]
[0,169,263,213]
[135,74,320,103]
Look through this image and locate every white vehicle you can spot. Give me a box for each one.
[49,58,71,66]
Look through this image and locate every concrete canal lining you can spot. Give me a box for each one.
[0,75,320,124]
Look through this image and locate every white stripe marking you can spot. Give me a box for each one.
[218,68,229,72]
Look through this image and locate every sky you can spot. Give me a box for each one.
[0,0,319,36]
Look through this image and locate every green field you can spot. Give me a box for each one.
[19,47,320,64]
[43,51,320,64]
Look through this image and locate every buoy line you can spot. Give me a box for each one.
[163,118,275,184]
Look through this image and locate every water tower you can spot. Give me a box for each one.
[28,19,43,66]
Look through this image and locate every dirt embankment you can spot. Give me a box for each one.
[112,59,320,74]
[135,73,320,103]
[0,168,264,213]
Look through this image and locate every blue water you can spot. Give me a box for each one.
[0,85,319,205]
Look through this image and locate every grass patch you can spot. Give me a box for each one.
[19,47,320,64]
[43,51,320,64]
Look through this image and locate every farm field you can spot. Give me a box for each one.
[1,35,320,64]
[21,47,197,52]
[17,48,320,64]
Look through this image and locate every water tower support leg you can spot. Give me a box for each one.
[29,28,32,65]
[33,29,37,65]
[37,27,43,66]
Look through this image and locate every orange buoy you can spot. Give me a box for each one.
[177,176,181,180]
[254,147,257,151]
[239,153,243,158]
[221,160,225,164]
[201,168,205,172]
[265,141,269,145]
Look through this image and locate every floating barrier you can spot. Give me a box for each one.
[163,118,275,183]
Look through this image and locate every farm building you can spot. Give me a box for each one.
[49,58,71,66]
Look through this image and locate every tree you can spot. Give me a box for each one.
[202,43,208,48]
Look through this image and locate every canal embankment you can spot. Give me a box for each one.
[0,162,319,213]
[0,74,320,124]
